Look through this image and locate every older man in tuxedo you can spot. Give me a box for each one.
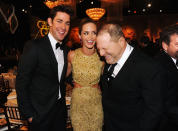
[155,24,178,131]
[16,5,73,131]
[96,21,167,131]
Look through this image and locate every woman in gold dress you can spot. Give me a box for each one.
[67,18,104,131]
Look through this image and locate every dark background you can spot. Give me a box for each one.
[0,0,178,54]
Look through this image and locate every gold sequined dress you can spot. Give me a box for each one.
[70,48,103,131]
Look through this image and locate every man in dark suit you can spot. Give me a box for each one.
[96,21,167,131]
[155,24,178,131]
[15,5,73,131]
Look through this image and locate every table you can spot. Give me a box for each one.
[5,89,71,106]
[5,89,17,106]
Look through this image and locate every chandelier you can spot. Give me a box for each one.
[86,8,106,21]
[44,0,71,9]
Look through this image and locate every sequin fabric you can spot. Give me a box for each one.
[70,48,103,131]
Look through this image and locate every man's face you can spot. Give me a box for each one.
[163,34,178,59]
[96,32,124,64]
[48,12,70,42]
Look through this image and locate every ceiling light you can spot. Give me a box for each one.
[147,3,151,8]
[44,0,71,9]
[86,8,106,21]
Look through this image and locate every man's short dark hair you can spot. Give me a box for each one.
[49,4,74,20]
[160,24,178,45]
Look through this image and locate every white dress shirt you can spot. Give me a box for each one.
[48,33,64,99]
[171,57,178,69]
[111,43,134,78]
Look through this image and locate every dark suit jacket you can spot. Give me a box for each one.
[16,36,68,124]
[155,51,178,130]
[101,48,167,131]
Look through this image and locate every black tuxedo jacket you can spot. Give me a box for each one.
[155,51,178,130]
[101,48,167,131]
[16,36,69,123]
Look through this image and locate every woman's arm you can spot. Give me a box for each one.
[66,50,75,77]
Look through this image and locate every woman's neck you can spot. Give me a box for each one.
[81,47,95,56]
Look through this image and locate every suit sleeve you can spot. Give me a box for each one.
[16,41,38,119]
[139,64,167,131]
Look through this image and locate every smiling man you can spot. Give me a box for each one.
[16,5,73,131]
[155,24,178,131]
[96,21,167,131]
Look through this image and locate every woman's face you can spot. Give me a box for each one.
[80,22,97,49]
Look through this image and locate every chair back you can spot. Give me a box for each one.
[3,105,28,130]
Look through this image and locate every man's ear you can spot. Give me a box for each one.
[162,42,168,52]
[119,37,125,42]
[118,37,125,47]
[47,18,52,27]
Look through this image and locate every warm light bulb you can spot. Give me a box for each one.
[86,8,106,21]
[147,3,151,8]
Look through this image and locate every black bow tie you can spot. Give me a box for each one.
[56,42,64,50]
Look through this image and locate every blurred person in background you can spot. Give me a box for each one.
[155,24,178,131]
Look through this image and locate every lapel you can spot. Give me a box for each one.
[100,64,108,93]
[103,64,110,77]
[113,48,137,80]
[102,49,137,89]
[102,64,110,88]
[41,36,69,84]
[60,45,68,83]
[41,36,58,77]
[162,51,178,72]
